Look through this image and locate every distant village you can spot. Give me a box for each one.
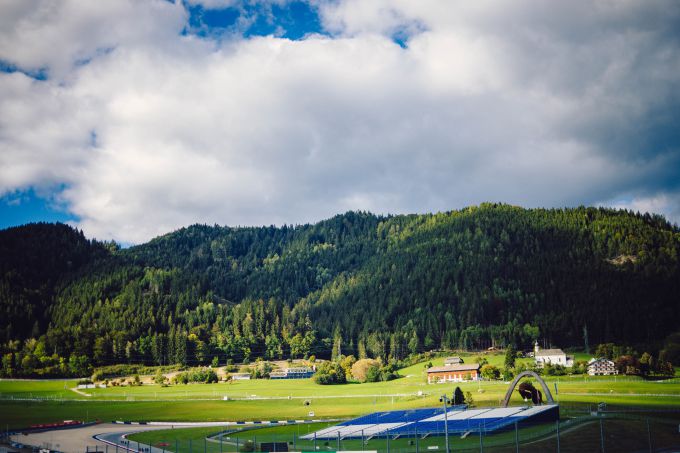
[422,340,666,384]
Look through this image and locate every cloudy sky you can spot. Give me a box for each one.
[1,0,679,243]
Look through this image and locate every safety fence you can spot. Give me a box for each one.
[70,414,680,453]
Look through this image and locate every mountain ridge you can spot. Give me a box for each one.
[1,204,679,375]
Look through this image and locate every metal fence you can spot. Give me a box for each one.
[70,415,680,453]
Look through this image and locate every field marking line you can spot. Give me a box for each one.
[560,392,680,397]
[70,387,92,397]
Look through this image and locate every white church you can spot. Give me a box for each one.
[533,341,573,367]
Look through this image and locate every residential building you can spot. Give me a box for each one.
[587,358,618,376]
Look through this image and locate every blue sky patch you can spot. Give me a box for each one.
[0,59,48,81]
[183,0,325,40]
[0,188,77,230]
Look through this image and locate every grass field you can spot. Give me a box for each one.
[2,353,679,430]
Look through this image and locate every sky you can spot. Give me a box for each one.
[1,0,679,244]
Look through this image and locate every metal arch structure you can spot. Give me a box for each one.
[501,370,555,407]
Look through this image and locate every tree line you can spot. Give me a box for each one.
[1,204,679,377]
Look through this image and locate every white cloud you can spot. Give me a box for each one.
[604,193,680,227]
[1,0,679,242]
[0,0,186,79]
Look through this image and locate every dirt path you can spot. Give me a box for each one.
[70,387,92,397]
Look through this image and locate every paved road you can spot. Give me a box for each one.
[11,423,168,453]
[94,430,164,453]
[10,423,213,453]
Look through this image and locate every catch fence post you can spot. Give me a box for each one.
[556,420,560,453]
[599,418,605,453]
[646,418,652,453]
[479,426,484,453]
[189,438,192,453]
[313,432,317,451]
[415,425,419,453]
[220,433,223,453]
[514,421,519,453]
[337,431,340,451]
[204,436,207,453]
[386,428,390,453]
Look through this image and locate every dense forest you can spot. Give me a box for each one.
[1,204,679,377]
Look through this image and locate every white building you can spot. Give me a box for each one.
[587,358,618,376]
[230,373,251,380]
[534,341,573,367]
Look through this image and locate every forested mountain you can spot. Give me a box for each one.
[0,223,109,343]
[1,204,679,375]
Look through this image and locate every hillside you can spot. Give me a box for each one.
[1,204,679,375]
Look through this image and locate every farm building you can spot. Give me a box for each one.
[444,356,464,365]
[587,358,618,376]
[427,364,480,383]
[534,342,573,367]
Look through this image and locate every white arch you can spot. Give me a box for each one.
[502,370,555,407]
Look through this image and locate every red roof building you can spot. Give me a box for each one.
[426,364,480,383]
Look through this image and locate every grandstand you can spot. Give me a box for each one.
[301,405,559,440]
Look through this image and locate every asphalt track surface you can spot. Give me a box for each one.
[10,422,229,453]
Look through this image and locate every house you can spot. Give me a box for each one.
[444,356,464,365]
[427,364,480,383]
[534,341,573,367]
[587,358,618,376]
[270,367,315,379]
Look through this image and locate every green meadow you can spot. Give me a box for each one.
[1,354,679,429]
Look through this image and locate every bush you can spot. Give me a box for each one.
[173,372,190,385]
[172,368,218,384]
[465,391,474,407]
[365,364,382,382]
[363,361,400,382]
[154,370,166,385]
[251,361,272,379]
[351,358,380,382]
[314,361,346,385]
[501,368,514,381]
[453,386,465,405]
[480,364,500,380]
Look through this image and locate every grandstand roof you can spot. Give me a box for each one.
[302,404,559,439]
